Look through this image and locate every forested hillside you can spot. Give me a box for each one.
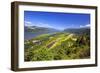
[24,32,90,61]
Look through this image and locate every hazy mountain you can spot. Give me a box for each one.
[24,26,62,40]
[63,27,90,34]
[24,26,60,33]
[24,26,90,40]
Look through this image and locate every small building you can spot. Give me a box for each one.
[32,40,41,45]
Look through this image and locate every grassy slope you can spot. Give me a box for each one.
[24,32,90,61]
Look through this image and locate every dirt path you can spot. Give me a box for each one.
[46,34,73,48]
[50,34,73,48]
[46,41,56,48]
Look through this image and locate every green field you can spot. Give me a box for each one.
[24,32,90,61]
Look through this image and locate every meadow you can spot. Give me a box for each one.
[24,32,90,61]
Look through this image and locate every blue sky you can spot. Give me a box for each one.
[24,11,90,30]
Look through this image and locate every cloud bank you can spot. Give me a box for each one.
[80,24,90,28]
[24,21,54,28]
[24,21,33,26]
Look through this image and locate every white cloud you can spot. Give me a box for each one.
[24,21,33,26]
[24,21,54,28]
[80,24,90,28]
[37,23,53,28]
[25,21,32,24]
[86,24,90,27]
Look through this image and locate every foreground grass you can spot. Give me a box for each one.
[24,32,90,61]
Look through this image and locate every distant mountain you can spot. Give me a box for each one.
[63,27,90,34]
[24,25,90,40]
[24,26,60,34]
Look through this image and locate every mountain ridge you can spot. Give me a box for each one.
[25,25,90,35]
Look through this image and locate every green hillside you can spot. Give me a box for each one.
[24,32,90,61]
